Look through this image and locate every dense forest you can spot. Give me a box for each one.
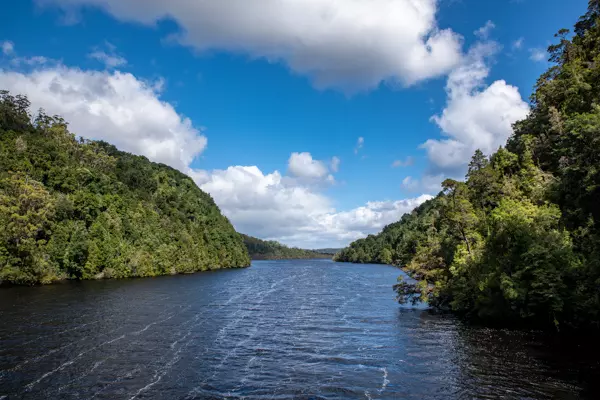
[0,93,250,285]
[336,1,600,330]
[242,234,331,260]
[313,248,342,255]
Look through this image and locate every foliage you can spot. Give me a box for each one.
[242,234,331,260]
[336,1,600,330]
[313,248,342,255]
[0,92,250,285]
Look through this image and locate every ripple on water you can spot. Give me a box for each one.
[0,260,598,399]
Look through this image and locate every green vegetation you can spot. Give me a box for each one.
[313,248,342,255]
[242,234,331,260]
[335,1,600,330]
[0,92,250,285]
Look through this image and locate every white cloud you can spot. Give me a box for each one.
[474,21,495,40]
[392,156,415,168]
[88,42,127,68]
[330,156,341,173]
[288,152,329,179]
[12,56,51,66]
[198,165,432,248]
[512,37,524,50]
[0,65,206,171]
[0,41,53,66]
[529,48,546,62]
[402,174,444,193]
[423,42,529,173]
[402,176,417,191]
[89,50,127,68]
[41,0,464,91]
[1,40,14,55]
[354,136,364,154]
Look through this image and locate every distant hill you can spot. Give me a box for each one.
[0,92,250,285]
[242,234,331,260]
[312,248,342,255]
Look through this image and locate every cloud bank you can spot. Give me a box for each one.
[0,66,206,171]
[198,165,432,248]
[41,0,463,91]
[423,42,530,176]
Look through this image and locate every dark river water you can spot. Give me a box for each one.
[1,260,599,399]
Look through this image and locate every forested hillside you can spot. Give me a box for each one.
[335,0,600,330]
[0,92,250,285]
[313,248,342,255]
[242,234,331,260]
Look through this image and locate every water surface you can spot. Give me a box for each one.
[0,260,598,399]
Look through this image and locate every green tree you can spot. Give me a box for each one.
[0,174,58,284]
[0,92,250,285]
[339,0,600,330]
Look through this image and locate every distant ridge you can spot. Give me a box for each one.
[312,248,342,255]
[242,234,331,260]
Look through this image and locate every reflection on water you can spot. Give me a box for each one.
[0,259,598,399]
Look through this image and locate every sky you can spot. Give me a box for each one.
[0,0,588,248]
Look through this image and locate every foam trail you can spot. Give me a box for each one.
[0,323,120,382]
[106,334,126,344]
[22,304,182,388]
[56,359,110,394]
[90,360,105,373]
[206,275,300,396]
[171,325,194,349]
[87,367,143,399]
[378,367,389,394]
[133,314,175,335]
[128,332,193,400]
[17,320,101,347]
[22,329,132,392]
[88,315,199,400]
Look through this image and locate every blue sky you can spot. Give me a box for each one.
[0,0,588,248]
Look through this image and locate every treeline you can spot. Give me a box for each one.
[0,92,250,285]
[336,1,600,330]
[242,234,331,260]
[313,248,342,255]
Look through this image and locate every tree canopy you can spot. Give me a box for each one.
[242,234,331,260]
[0,92,250,285]
[335,0,600,330]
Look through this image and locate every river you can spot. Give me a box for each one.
[0,259,598,399]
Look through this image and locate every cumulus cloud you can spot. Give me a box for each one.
[0,41,52,66]
[402,176,417,191]
[1,40,14,55]
[88,41,127,68]
[330,156,341,173]
[354,136,364,155]
[401,174,444,194]
[288,152,329,179]
[512,37,524,50]
[474,21,495,40]
[0,65,206,171]
[41,0,464,91]
[392,156,415,168]
[16,56,51,66]
[529,48,546,62]
[199,165,432,248]
[89,50,127,68]
[422,42,530,174]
